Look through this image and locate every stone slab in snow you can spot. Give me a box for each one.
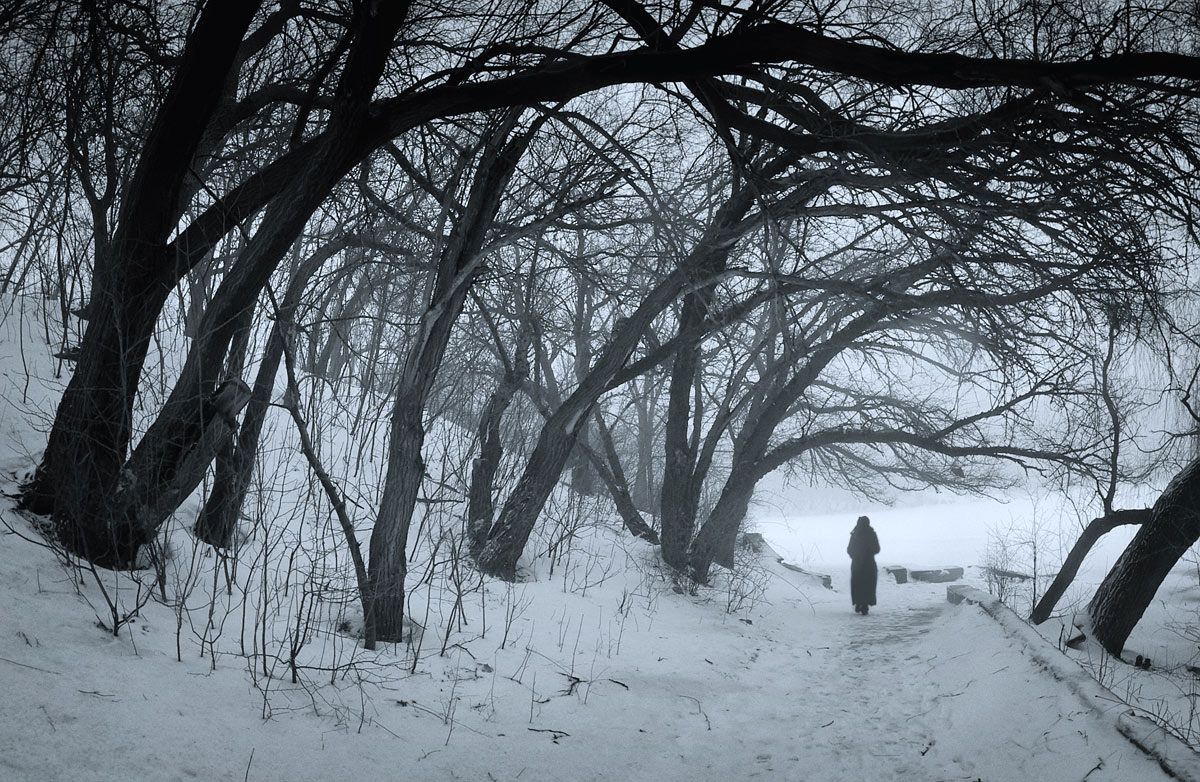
[777,559,833,589]
[982,565,1032,581]
[910,566,964,583]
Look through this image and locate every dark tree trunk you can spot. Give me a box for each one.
[1088,458,1200,656]
[680,259,931,584]
[688,467,758,583]
[20,0,264,566]
[1030,509,1147,625]
[478,418,582,579]
[193,235,352,549]
[659,302,711,569]
[52,3,409,566]
[476,278,682,578]
[113,172,343,548]
[657,194,749,570]
[141,297,252,547]
[21,0,402,565]
[467,328,532,557]
[368,389,428,646]
[193,323,286,549]
[116,379,252,551]
[192,303,254,546]
[25,289,171,566]
[590,411,659,544]
[367,111,532,645]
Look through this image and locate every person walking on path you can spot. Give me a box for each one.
[847,515,880,615]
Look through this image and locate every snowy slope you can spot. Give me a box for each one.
[1,514,1195,782]
[3,293,1200,781]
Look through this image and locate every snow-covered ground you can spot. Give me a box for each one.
[3,294,1200,781]
[3,510,1196,781]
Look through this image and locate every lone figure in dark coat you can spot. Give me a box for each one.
[847,515,880,615]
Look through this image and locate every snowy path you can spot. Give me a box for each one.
[625,584,973,780]
[802,604,949,777]
[722,562,1181,782]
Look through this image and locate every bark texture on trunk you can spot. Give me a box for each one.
[368,110,532,642]
[21,0,264,567]
[467,330,531,557]
[1088,458,1200,656]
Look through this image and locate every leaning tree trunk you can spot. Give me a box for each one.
[20,0,264,566]
[1029,509,1148,625]
[120,379,253,549]
[367,110,532,644]
[1088,457,1200,656]
[193,323,286,548]
[194,234,365,548]
[590,411,659,544]
[467,327,532,557]
[110,172,343,553]
[478,418,585,579]
[25,1,403,566]
[476,307,670,579]
[371,291,494,642]
[657,194,738,570]
[190,300,254,547]
[687,466,759,583]
[25,289,172,566]
[1094,455,1200,657]
[119,0,404,542]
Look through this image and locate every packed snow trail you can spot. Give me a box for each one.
[727,559,1178,782]
[801,604,950,778]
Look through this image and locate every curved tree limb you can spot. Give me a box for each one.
[1030,509,1149,625]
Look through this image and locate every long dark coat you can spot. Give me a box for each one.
[847,520,880,607]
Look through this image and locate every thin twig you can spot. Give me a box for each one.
[0,656,60,675]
